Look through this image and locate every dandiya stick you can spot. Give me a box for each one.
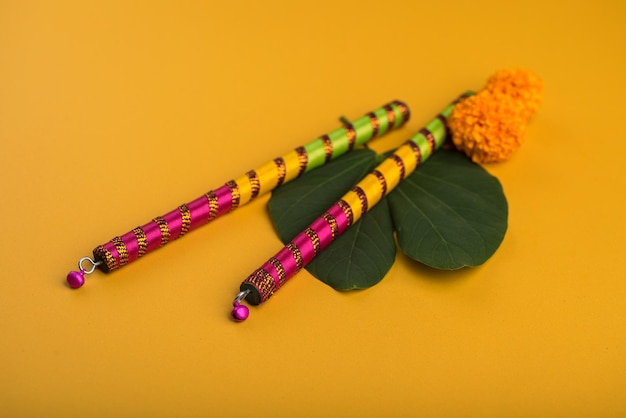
[231,93,472,321]
[67,101,410,288]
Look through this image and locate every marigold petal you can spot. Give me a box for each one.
[449,69,542,163]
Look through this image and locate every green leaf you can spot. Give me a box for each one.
[268,148,396,290]
[306,200,396,290]
[387,150,508,269]
[268,149,377,242]
[268,147,508,290]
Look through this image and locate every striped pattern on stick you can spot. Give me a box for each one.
[240,93,472,305]
[93,101,410,272]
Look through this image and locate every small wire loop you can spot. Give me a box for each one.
[233,290,250,305]
[78,257,101,275]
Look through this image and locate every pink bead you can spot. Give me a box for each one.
[66,270,85,289]
[231,302,249,322]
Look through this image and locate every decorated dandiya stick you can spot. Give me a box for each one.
[231,92,472,321]
[66,101,411,288]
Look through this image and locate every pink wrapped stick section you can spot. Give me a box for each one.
[241,200,352,305]
[93,183,234,272]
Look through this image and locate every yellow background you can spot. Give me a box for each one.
[1,1,625,417]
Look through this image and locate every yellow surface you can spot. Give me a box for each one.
[1,1,625,417]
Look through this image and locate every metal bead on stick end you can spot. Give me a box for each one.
[231,290,250,322]
[66,257,101,289]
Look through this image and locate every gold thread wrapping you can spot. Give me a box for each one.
[323,213,338,240]
[153,216,170,247]
[391,154,406,182]
[93,245,117,271]
[337,199,354,227]
[344,124,356,151]
[178,204,191,237]
[353,174,383,214]
[394,145,418,178]
[304,227,321,255]
[372,170,388,197]
[295,146,308,177]
[435,114,451,139]
[405,140,422,166]
[226,180,240,209]
[268,257,287,287]
[111,236,128,267]
[287,242,303,272]
[321,135,333,163]
[281,150,302,184]
[274,157,286,187]
[427,131,437,153]
[367,112,380,138]
[375,159,402,194]
[246,170,261,200]
[254,160,280,193]
[393,100,410,121]
[244,268,276,302]
[384,104,397,130]
[206,190,219,220]
[351,186,369,215]
[132,227,148,257]
[232,173,252,206]
[420,128,437,154]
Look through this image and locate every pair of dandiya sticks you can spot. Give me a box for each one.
[66,69,542,322]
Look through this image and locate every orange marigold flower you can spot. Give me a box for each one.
[486,68,543,119]
[449,68,543,163]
